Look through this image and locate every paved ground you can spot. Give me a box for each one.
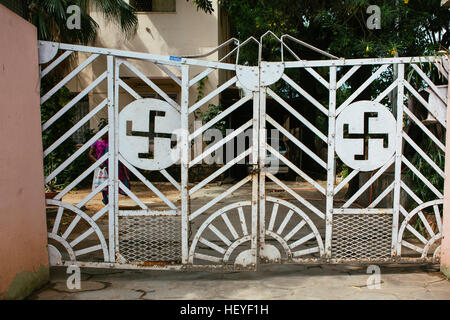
[30,264,450,300]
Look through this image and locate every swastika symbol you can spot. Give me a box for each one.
[343,112,389,161]
[119,98,181,171]
[335,100,396,172]
[126,110,176,159]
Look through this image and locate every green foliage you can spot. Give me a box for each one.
[406,135,445,237]
[194,76,226,136]
[192,0,214,14]
[407,137,445,203]
[41,77,77,191]
[218,0,449,59]
[41,77,108,191]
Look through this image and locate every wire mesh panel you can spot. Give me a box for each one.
[331,213,392,259]
[118,215,181,263]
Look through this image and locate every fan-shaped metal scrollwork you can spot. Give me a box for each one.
[397,199,443,261]
[46,200,109,265]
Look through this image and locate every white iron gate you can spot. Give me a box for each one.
[39,33,448,270]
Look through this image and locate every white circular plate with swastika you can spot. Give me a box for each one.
[119,98,180,171]
[335,100,396,172]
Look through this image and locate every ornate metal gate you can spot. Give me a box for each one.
[39,32,448,270]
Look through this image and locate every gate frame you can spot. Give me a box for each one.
[39,38,449,270]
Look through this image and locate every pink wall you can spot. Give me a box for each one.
[0,4,49,299]
[441,66,450,278]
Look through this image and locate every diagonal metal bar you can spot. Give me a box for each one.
[266,144,326,195]
[122,60,180,112]
[55,153,109,200]
[342,156,394,208]
[44,99,108,157]
[334,169,359,195]
[411,64,447,104]
[374,80,398,103]
[268,203,279,232]
[404,80,446,128]
[189,120,252,167]
[119,181,148,210]
[276,210,294,235]
[189,94,252,141]
[156,63,181,86]
[238,207,248,236]
[336,64,390,115]
[402,156,443,198]
[190,175,252,221]
[75,245,103,257]
[119,154,177,209]
[221,213,239,240]
[42,71,107,131]
[41,53,99,104]
[119,79,142,100]
[160,169,181,191]
[336,65,360,89]
[284,220,307,242]
[304,68,330,89]
[280,75,329,116]
[52,207,64,235]
[266,115,327,169]
[189,148,251,195]
[368,181,394,208]
[208,224,232,246]
[199,237,226,254]
[45,127,108,184]
[41,50,73,78]
[400,181,423,204]
[402,132,444,178]
[61,180,108,240]
[266,172,325,219]
[189,76,237,114]
[403,107,445,152]
[70,206,109,247]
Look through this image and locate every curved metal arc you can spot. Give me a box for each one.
[46,199,110,262]
[188,201,252,263]
[223,235,252,263]
[181,37,239,60]
[422,234,442,259]
[265,230,293,258]
[397,199,444,257]
[48,233,77,262]
[265,196,325,256]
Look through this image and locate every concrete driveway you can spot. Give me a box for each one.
[30,264,450,300]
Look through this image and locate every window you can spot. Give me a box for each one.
[130,0,176,12]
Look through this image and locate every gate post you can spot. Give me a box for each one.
[107,55,116,262]
[180,64,190,264]
[441,64,450,278]
[325,66,337,258]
